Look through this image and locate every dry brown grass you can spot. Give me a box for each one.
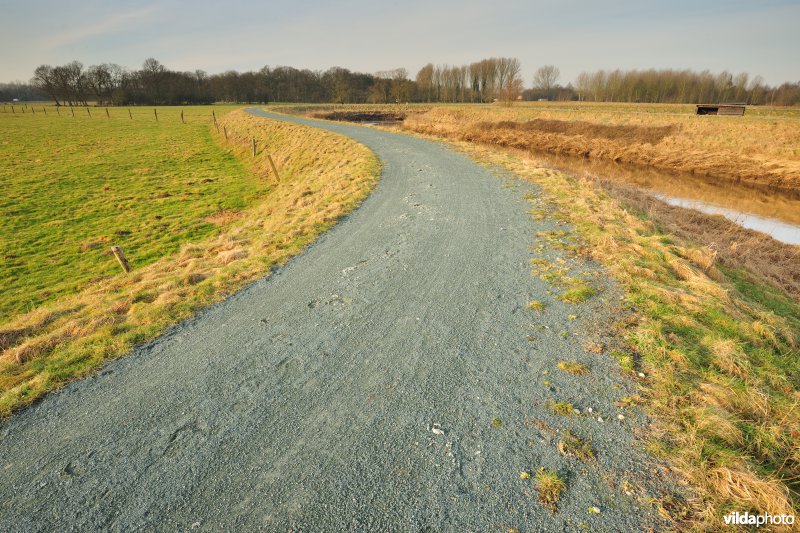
[0,109,378,416]
[480,119,677,145]
[401,105,800,192]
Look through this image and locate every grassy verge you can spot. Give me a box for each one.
[0,108,378,416]
[444,141,798,529]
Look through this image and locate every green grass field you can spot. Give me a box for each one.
[0,106,378,416]
[0,105,258,323]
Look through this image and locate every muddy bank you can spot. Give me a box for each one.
[312,110,406,122]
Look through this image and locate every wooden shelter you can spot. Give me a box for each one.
[696,104,746,116]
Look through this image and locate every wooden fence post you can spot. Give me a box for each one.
[180,110,185,124]
[154,109,158,122]
[128,108,133,120]
[110,246,132,273]
[43,106,47,115]
[71,107,75,117]
[31,107,35,115]
[267,154,281,180]
[56,107,60,116]
[252,138,257,157]
[11,106,14,114]
[86,107,91,118]
[223,126,228,140]
[105,108,110,119]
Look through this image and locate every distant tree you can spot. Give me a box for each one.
[497,57,523,104]
[370,71,394,103]
[86,64,115,104]
[532,65,560,100]
[32,65,60,105]
[140,57,166,103]
[390,68,410,103]
[416,64,434,102]
[327,67,353,104]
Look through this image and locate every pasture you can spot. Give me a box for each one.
[0,105,257,321]
[0,106,378,415]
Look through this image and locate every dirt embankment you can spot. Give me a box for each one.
[484,119,677,145]
[312,110,406,122]
[402,108,800,193]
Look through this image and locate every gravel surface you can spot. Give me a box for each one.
[0,109,671,531]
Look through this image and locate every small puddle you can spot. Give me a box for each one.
[530,152,800,246]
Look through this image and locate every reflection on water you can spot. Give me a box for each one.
[531,152,800,246]
[653,195,800,245]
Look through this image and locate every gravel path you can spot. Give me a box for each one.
[0,109,670,531]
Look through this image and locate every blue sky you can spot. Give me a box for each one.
[1,0,798,86]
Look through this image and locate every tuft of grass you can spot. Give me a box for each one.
[549,400,576,416]
[610,350,636,373]
[559,282,596,304]
[527,300,546,311]
[491,417,504,428]
[534,467,566,511]
[558,430,595,462]
[0,108,379,416]
[557,360,588,375]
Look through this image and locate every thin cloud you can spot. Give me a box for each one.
[43,5,161,50]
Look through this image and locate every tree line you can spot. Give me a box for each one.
[569,68,800,106]
[0,82,47,102]
[25,57,524,106]
[7,58,799,106]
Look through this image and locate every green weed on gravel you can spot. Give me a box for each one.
[557,360,589,375]
[549,401,576,416]
[535,468,567,511]
[558,430,595,462]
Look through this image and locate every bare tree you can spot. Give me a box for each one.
[32,65,60,105]
[86,64,114,104]
[390,68,409,103]
[532,65,560,100]
[497,57,523,104]
[415,64,434,102]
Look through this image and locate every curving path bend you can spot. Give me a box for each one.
[0,109,668,531]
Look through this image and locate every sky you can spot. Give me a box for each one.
[1,0,798,86]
